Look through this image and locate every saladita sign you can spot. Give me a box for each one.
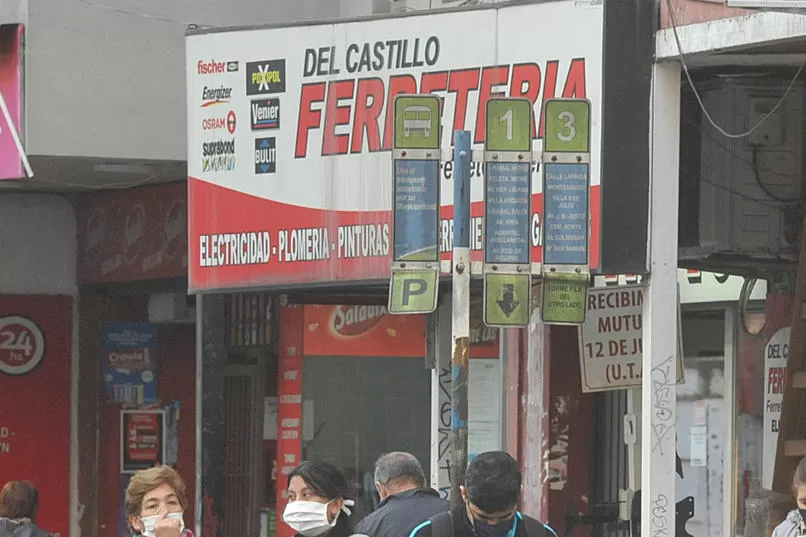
[186,2,604,292]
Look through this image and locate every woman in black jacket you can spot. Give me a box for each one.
[283,461,357,537]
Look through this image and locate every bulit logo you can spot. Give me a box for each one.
[254,137,277,174]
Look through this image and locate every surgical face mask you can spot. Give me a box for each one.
[140,513,185,537]
[282,499,355,537]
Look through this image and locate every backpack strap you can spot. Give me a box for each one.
[428,511,455,537]
[521,514,554,537]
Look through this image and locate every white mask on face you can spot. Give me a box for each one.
[282,499,354,537]
[139,513,185,537]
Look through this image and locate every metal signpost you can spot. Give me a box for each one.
[541,98,592,325]
[388,94,442,315]
[482,98,534,328]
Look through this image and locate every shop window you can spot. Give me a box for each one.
[301,355,431,520]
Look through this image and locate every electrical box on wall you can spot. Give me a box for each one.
[686,78,804,264]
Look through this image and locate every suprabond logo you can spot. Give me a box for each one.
[201,85,233,108]
[202,139,236,172]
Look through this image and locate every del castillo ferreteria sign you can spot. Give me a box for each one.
[185,2,604,293]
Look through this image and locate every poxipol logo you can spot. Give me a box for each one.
[246,60,286,95]
[197,59,225,75]
[202,139,236,173]
[201,86,233,108]
[201,110,237,134]
[254,137,277,174]
[0,316,46,376]
[250,98,280,130]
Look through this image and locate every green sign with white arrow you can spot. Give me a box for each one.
[483,273,531,327]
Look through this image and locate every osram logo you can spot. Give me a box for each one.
[331,306,387,336]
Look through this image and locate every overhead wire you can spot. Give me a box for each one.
[664,0,806,140]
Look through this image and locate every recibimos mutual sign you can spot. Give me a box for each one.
[186,1,604,292]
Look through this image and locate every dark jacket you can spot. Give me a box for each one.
[356,488,448,537]
[407,505,558,537]
[0,518,52,537]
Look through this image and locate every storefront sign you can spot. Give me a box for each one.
[0,296,72,537]
[578,285,685,392]
[277,305,304,537]
[0,24,24,181]
[186,2,604,291]
[302,305,499,358]
[77,182,188,284]
[102,323,158,405]
[763,326,789,489]
[121,409,166,473]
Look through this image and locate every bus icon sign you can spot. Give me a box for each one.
[393,95,440,150]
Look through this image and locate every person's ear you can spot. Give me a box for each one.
[460,485,469,504]
[327,498,344,523]
[129,515,144,533]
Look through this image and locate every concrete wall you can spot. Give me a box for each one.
[0,193,77,295]
[0,0,26,25]
[23,0,344,160]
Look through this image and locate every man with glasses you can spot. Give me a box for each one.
[408,451,557,537]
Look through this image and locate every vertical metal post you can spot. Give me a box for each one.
[451,130,472,505]
[640,62,681,537]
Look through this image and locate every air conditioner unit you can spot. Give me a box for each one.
[689,77,804,263]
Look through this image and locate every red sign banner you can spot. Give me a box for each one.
[0,296,72,537]
[277,305,304,537]
[302,305,499,358]
[77,182,188,284]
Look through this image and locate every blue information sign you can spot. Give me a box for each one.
[543,162,589,265]
[484,161,531,265]
[393,159,440,262]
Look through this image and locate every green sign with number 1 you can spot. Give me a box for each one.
[544,99,590,153]
[486,98,532,152]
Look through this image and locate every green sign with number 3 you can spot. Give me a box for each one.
[544,99,590,153]
[486,98,532,152]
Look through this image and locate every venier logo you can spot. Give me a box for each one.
[250,98,280,130]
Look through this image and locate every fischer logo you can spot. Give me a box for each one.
[294,54,587,158]
[331,306,387,336]
[85,208,106,267]
[197,59,226,75]
[0,316,46,377]
[201,86,233,107]
[227,61,239,72]
[251,98,280,130]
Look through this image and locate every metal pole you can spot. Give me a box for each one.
[640,62,680,537]
[451,130,471,506]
